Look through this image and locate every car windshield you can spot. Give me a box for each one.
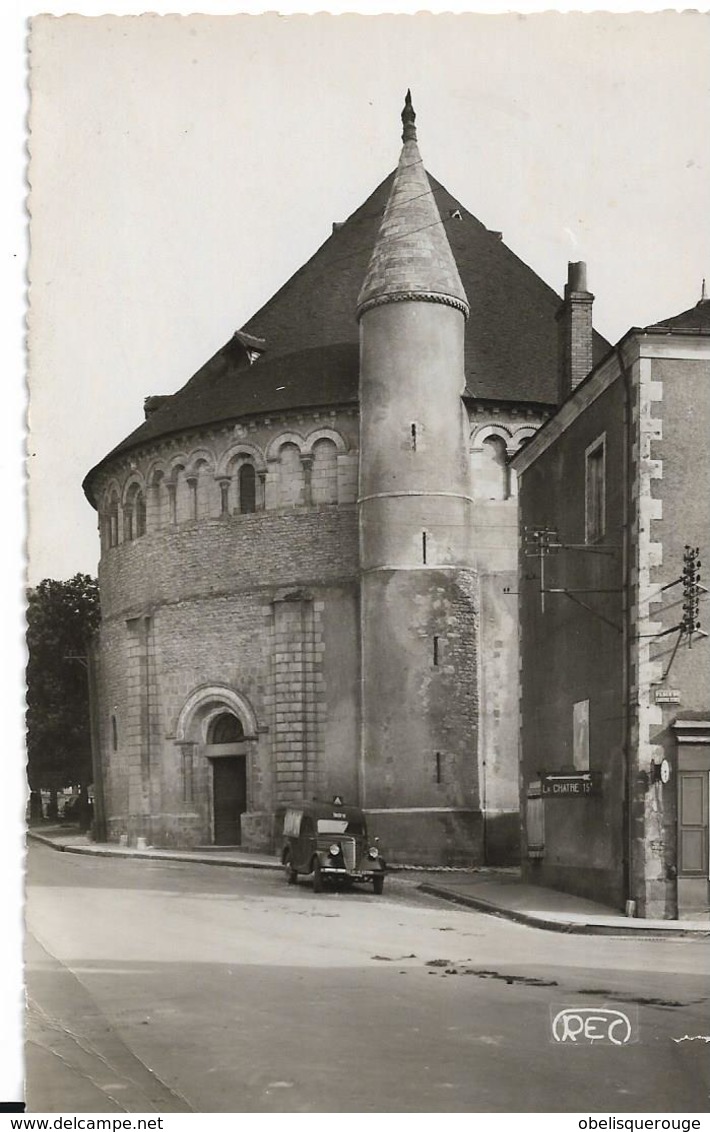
[317,819,365,835]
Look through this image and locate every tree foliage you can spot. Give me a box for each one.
[26,574,101,792]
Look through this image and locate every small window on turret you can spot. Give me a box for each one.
[422,531,427,564]
[411,423,417,451]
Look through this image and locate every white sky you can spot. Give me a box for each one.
[25,9,710,586]
[3,0,710,1110]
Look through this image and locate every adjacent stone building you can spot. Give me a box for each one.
[84,96,608,864]
[513,292,710,918]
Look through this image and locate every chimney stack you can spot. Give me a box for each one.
[556,261,594,402]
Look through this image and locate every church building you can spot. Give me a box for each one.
[83,95,608,864]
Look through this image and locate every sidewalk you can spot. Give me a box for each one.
[419,873,710,938]
[28,825,282,871]
[28,826,709,938]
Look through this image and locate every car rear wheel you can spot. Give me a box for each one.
[373,874,385,895]
[312,858,323,893]
[283,851,298,885]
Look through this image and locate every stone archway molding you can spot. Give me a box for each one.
[175,683,259,742]
[469,423,513,450]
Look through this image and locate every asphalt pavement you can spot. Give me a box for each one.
[24,839,710,1113]
[29,824,710,937]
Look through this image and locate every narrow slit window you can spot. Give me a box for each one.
[435,752,442,784]
[422,531,427,564]
[411,423,417,451]
[433,636,439,666]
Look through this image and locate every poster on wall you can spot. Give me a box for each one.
[573,698,590,770]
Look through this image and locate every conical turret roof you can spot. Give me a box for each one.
[357,92,468,319]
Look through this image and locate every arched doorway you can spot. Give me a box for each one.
[174,684,259,848]
[206,711,247,845]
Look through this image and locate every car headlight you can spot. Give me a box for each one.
[368,847,379,859]
[329,843,341,857]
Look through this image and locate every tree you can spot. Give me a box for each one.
[26,574,101,816]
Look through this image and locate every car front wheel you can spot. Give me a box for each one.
[373,874,385,895]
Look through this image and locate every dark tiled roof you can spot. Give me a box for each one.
[646,298,710,331]
[84,167,610,498]
[98,342,359,462]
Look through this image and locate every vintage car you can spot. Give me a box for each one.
[281,798,386,894]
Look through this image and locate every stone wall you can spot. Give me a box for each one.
[628,345,710,918]
[517,376,626,910]
[93,407,361,849]
[91,394,544,862]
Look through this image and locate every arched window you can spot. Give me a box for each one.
[192,460,215,519]
[135,491,147,537]
[111,714,118,752]
[171,467,190,523]
[278,443,304,506]
[238,463,256,514]
[148,470,170,530]
[311,439,338,504]
[210,712,245,744]
[124,484,147,541]
[108,494,120,548]
[471,433,510,501]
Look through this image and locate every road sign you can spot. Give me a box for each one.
[654,688,681,705]
[540,772,601,797]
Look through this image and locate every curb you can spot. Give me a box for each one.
[27,830,282,871]
[27,830,484,877]
[30,833,706,936]
[418,883,708,939]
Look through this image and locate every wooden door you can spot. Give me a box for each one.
[212,757,247,845]
[678,771,709,876]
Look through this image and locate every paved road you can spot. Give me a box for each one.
[25,842,710,1113]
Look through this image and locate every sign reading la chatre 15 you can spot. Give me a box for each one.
[540,771,601,797]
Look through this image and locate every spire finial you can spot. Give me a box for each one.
[701,278,707,302]
[401,89,417,144]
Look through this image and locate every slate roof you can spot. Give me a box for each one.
[84,165,610,499]
[646,298,710,332]
[357,134,468,314]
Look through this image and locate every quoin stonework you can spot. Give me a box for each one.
[83,95,611,866]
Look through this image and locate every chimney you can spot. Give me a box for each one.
[556,261,594,402]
